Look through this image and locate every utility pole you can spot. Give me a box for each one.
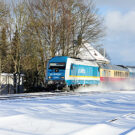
[103,48,106,58]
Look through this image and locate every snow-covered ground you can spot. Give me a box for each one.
[0,90,135,135]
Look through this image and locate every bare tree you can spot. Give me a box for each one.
[8,1,29,73]
[70,1,104,57]
[26,0,61,83]
[0,2,9,27]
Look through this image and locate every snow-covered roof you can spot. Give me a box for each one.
[77,43,110,64]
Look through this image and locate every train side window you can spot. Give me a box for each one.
[105,70,107,77]
[106,70,108,77]
[126,72,128,77]
[102,70,104,76]
[102,70,104,77]
[71,64,73,70]
[118,72,120,77]
[106,71,108,77]
[104,70,106,77]
[115,71,116,77]
[109,71,111,77]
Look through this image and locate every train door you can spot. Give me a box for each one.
[70,64,77,85]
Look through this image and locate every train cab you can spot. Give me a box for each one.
[46,56,68,89]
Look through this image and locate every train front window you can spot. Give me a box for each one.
[49,63,66,69]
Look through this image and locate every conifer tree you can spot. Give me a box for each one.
[11,27,21,73]
[0,27,9,72]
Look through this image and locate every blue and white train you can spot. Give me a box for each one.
[46,56,100,90]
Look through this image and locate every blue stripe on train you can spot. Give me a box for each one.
[66,80,100,85]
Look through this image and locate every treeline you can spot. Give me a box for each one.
[0,0,104,90]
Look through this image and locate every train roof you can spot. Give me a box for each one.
[49,56,68,63]
[49,56,99,67]
[99,63,128,71]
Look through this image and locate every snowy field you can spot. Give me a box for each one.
[0,89,135,135]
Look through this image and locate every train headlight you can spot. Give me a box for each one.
[48,76,52,79]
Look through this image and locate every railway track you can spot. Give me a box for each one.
[0,90,106,100]
[0,91,78,100]
[0,89,134,100]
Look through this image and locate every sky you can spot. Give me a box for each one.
[4,0,135,66]
[90,0,135,66]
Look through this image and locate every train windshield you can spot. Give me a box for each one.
[49,63,66,69]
